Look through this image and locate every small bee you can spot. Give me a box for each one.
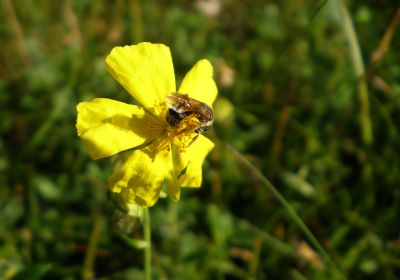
[165,93,214,134]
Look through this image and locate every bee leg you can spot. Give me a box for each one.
[185,134,199,148]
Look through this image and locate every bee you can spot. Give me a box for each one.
[165,93,214,134]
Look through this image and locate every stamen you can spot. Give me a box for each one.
[146,120,165,131]
[155,134,171,152]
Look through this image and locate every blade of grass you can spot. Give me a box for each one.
[309,0,330,22]
[129,0,144,42]
[336,0,373,145]
[370,6,400,64]
[227,144,344,278]
[2,0,31,67]
[235,217,296,257]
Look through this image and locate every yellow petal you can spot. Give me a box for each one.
[106,43,176,116]
[76,98,163,160]
[178,59,218,107]
[172,135,214,188]
[108,141,174,207]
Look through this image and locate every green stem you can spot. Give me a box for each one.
[337,0,373,145]
[82,213,103,280]
[143,208,151,280]
[227,144,344,278]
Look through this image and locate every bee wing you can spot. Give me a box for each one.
[165,93,203,114]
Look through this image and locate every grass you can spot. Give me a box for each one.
[1,0,400,279]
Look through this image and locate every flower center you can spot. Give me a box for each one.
[149,93,214,154]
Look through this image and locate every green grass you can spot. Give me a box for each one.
[1,0,400,279]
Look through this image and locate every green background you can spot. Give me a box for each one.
[1,0,400,279]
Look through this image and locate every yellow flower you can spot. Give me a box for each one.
[76,42,217,208]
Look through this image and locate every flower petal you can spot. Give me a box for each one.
[178,59,218,107]
[172,135,214,188]
[76,98,163,160]
[105,43,176,116]
[108,142,175,207]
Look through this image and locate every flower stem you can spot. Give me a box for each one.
[82,213,103,280]
[227,144,344,278]
[143,208,152,280]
